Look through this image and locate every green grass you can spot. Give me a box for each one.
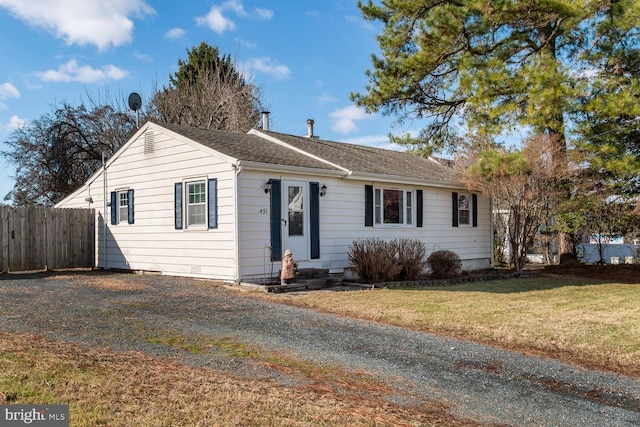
[138,326,258,357]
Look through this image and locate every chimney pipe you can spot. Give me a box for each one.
[306,118,315,138]
[261,111,270,131]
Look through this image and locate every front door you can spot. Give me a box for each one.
[282,180,308,261]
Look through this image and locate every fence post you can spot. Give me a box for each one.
[0,206,8,273]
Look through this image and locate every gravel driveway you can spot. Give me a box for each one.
[1,272,640,426]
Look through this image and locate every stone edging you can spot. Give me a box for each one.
[344,270,541,289]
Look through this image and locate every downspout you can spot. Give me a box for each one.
[102,151,108,270]
[233,161,243,283]
[490,197,494,268]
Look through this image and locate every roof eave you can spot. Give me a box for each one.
[345,171,463,188]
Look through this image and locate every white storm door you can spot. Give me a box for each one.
[282,180,308,261]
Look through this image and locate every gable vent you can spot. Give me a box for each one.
[144,130,155,154]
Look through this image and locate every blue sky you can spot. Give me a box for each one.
[0,0,420,203]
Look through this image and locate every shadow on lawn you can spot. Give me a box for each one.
[0,268,133,281]
[429,275,611,294]
[413,264,640,293]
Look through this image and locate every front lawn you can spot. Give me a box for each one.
[274,276,640,376]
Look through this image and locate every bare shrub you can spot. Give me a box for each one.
[393,238,428,280]
[462,133,572,271]
[349,238,428,283]
[348,239,401,283]
[427,250,462,279]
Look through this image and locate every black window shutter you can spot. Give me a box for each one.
[208,178,217,229]
[452,192,459,227]
[364,185,373,227]
[127,189,134,224]
[174,183,183,230]
[472,193,478,227]
[416,189,423,228]
[270,179,282,262]
[310,182,320,259]
[110,191,117,225]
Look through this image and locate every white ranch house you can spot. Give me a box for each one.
[57,120,493,283]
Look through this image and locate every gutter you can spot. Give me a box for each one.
[238,160,350,178]
[343,170,463,189]
[490,197,495,267]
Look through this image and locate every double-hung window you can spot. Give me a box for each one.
[110,189,134,225]
[452,192,477,227]
[174,178,217,230]
[457,193,471,226]
[187,181,206,227]
[118,192,129,223]
[374,188,413,225]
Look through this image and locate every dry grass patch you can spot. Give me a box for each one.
[269,277,640,377]
[44,272,148,291]
[0,333,486,427]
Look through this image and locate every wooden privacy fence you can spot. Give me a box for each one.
[0,206,95,273]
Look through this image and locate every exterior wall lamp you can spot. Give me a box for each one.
[320,184,327,197]
[263,179,272,194]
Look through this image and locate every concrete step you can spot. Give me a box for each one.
[266,277,336,293]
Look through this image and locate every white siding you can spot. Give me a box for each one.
[237,171,492,283]
[58,125,238,281]
[59,124,492,283]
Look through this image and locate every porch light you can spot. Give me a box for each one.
[320,184,327,197]
[263,180,272,194]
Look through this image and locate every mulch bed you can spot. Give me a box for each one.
[541,263,640,284]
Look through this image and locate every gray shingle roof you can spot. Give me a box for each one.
[156,122,339,171]
[256,130,459,183]
[154,121,459,183]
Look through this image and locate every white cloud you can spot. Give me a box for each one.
[234,38,257,49]
[346,14,376,31]
[329,105,372,134]
[133,51,152,62]
[317,92,337,104]
[0,83,20,110]
[165,27,186,40]
[35,60,128,83]
[196,1,273,34]
[244,57,290,80]
[343,134,404,151]
[224,0,246,16]
[3,115,27,131]
[0,83,20,100]
[254,7,273,20]
[0,0,155,50]
[196,6,235,33]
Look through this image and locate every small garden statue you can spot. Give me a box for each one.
[281,249,295,285]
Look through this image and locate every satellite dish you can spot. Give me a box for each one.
[128,92,142,111]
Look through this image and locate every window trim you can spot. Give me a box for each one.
[453,192,477,228]
[457,193,472,227]
[118,191,128,224]
[174,178,217,231]
[373,187,415,227]
[111,189,134,225]
[186,180,207,229]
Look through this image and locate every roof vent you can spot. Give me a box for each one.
[305,118,319,138]
[261,111,270,131]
